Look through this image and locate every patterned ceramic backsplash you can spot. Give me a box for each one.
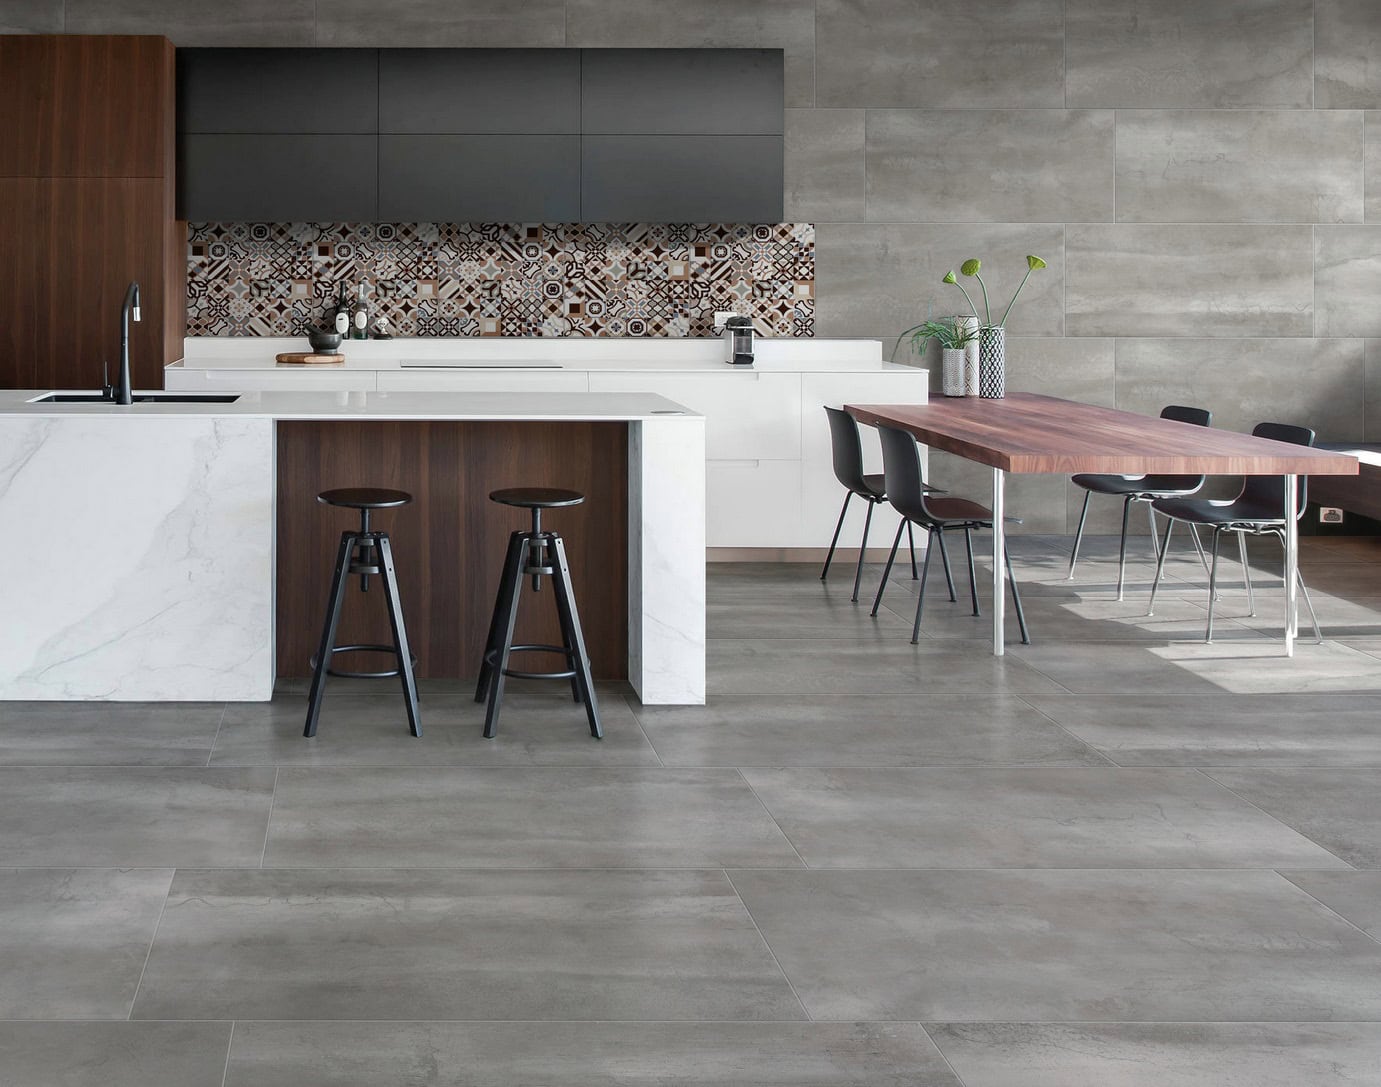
[186,222,814,338]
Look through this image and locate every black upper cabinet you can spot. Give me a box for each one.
[379,49,580,134]
[178,49,379,133]
[176,47,784,222]
[581,49,784,136]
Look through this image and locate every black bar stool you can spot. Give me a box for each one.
[475,487,601,740]
[304,487,421,739]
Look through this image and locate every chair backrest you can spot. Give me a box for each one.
[1240,421,1316,517]
[877,423,931,524]
[1161,404,1212,428]
[824,406,870,494]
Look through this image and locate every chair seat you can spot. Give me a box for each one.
[1072,473,1203,497]
[490,487,586,509]
[858,473,887,499]
[924,496,993,524]
[317,487,413,510]
[1152,495,1284,527]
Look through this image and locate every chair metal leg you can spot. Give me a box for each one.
[1004,545,1030,645]
[1205,528,1222,643]
[934,526,958,602]
[911,527,935,644]
[1116,494,1133,601]
[851,499,875,604]
[1187,523,1212,579]
[475,531,526,704]
[1068,490,1091,579]
[820,492,851,580]
[870,522,905,617]
[1297,567,1323,645]
[1145,500,1161,560]
[304,531,355,739]
[1147,517,1174,616]
[377,535,421,738]
[907,521,918,580]
[963,525,980,617]
[551,536,602,739]
[483,549,526,740]
[1237,530,1256,617]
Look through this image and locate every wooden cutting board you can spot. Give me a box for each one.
[276,352,345,366]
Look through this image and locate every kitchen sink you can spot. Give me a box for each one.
[30,392,241,404]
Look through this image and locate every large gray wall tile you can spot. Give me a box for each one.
[784,109,864,222]
[317,0,564,46]
[1317,0,1381,109]
[1066,225,1314,337]
[0,0,61,32]
[1116,110,1364,224]
[1114,338,1365,438]
[566,0,814,107]
[0,1023,231,1087]
[815,224,1065,342]
[64,0,315,44]
[1366,340,1381,441]
[1066,0,1314,107]
[1368,114,1381,221]
[0,868,172,1019]
[1316,226,1381,337]
[815,0,1063,108]
[867,110,1114,223]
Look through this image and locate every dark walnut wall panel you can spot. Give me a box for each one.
[276,421,629,681]
[0,35,184,391]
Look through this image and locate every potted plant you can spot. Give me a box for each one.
[943,255,1046,398]
[891,317,978,397]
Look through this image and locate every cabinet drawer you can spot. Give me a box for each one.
[378,370,590,394]
[588,372,800,460]
[707,460,802,548]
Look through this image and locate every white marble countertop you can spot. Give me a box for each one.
[0,389,700,421]
[173,336,915,374]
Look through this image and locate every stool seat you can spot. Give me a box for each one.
[318,487,413,510]
[489,487,584,509]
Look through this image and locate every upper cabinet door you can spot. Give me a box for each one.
[581,49,784,135]
[378,135,579,221]
[178,48,379,133]
[179,134,377,220]
[379,49,580,134]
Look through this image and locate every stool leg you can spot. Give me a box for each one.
[551,536,602,739]
[377,535,421,739]
[475,531,526,704]
[304,531,355,739]
[483,549,526,740]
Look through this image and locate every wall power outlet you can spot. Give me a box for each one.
[1319,507,1345,524]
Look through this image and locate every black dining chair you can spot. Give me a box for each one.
[1067,404,1214,600]
[1146,421,1322,646]
[821,406,926,603]
[870,423,1030,645]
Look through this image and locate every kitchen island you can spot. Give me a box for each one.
[0,390,703,704]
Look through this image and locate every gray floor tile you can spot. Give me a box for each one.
[263,768,801,868]
[0,768,275,867]
[1207,769,1381,867]
[635,694,1108,767]
[708,594,913,640]
[741,768,1345,869]
[0,868,172,1019]
[729,869,1381,1021]
[0,1022,231,1087]
[227,1021,958,1087]
[0,702,223,765]
[709,639,1068,697]
[133,868,804,1021]
[213,689,659,766]
[1279,870,1381,939]
[1025,693,1381,766]
[927,1022,1381,1087]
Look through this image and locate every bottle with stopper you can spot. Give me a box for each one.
[333,282,350,336]
[351,283,370,341]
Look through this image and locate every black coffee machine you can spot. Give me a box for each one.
[723,315,755,365]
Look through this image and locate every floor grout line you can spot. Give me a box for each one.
[259,767,279,869]
[124,870,175,1022]
[1269,870,1381,950]
[735,768,811,869]
[1193,768,1358,870]
[206,703,229,768]
[220,1020,235,1087]
[722,868,815,1023]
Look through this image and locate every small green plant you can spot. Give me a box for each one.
[890,316,977,362]
[941,254,1047,328]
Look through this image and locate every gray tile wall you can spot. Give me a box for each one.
[16,0,1381,530]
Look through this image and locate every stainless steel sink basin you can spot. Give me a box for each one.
[30,393,241,404]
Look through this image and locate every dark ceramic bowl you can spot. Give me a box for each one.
[307,329,343,352]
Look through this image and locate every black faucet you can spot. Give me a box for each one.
[115,281,140,405]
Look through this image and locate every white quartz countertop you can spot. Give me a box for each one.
[173,336,914,374]
[0,389,700,421]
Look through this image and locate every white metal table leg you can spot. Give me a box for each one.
[1284,474,1298,657]
[992,466,1006,656]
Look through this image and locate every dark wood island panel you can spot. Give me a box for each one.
[276,421,629,681]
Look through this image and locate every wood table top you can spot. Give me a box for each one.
[846,394,1360,476]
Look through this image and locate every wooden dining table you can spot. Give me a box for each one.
[846,393,1360,658]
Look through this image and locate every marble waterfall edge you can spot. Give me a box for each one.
[0,416,274,700]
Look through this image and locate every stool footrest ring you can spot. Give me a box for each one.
[483,643,579,682]
[311,643,420,680]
